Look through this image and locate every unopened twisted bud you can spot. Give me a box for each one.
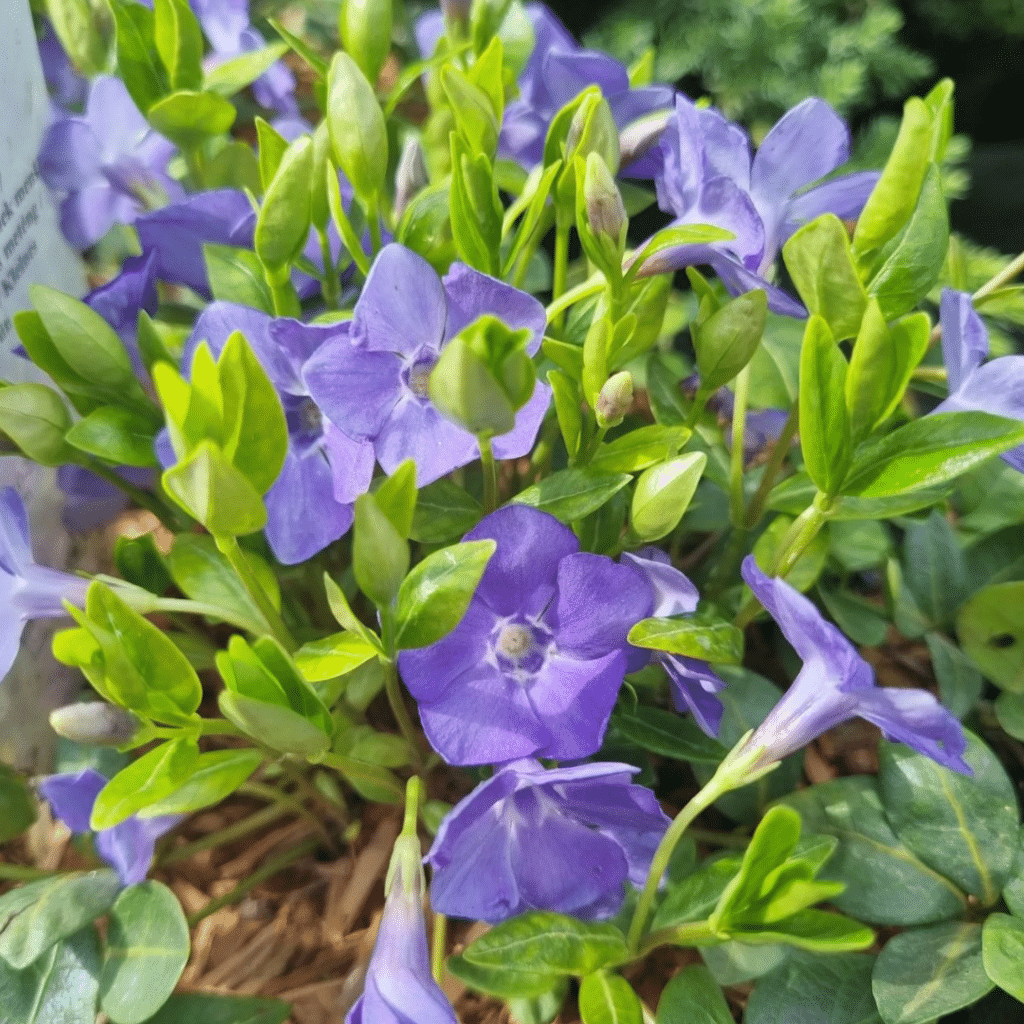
[50,703,139,747]
[596,371,634,428]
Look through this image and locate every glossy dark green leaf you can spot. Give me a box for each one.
[878,732,1019,905]
[781,776,968,926]
[1003,832,1024,918]
[656,963,733,1024]
[512,469,632,524]
[99,881,189,1024]
[982,913,1024,1001]
[0,926,101,1024]
[409,478,482,544]
[627,615,743,663]
[925,632,983,720]
[611,705,725,764]
[903,510,968,627]
[578,971,642,1024]
[957,581,1024,693]
[872,921,992,1024]
[0,872,120,970]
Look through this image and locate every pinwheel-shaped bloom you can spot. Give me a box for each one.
[415,3,672,174]
[192,0,299,117]
[38,76,182,250]
[932,288,1024,472]
[427,758,670,923]
[303,244,550,490]
[640,95,879,316]
[347,835,456,1024]
[1,488,89,680]
[398,505,652,765]
[740,556,970,773]
[38,768,180,887]
[622,548,726,737]
[162,303,374,565]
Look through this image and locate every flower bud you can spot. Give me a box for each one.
[619,110,671,170]
[327,51,389,203]
[441,0,472,22]
[340,0,393,85]
[631,452,707,542]
[50,703,140,747]
[394,136,428,220]
[595,371,634,428]
[584,152,626,242]
[565,93,620,175]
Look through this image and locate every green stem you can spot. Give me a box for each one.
[684,387,712,429]
[573,423,608,468]
[160,802,290,866]
[0,864,59,881]
[626,774,730,952]
[215,535,296,650]
[974,248,1024,304]
[366,193,384,257]
[85,460,178,531]
[432,912,448,986]
[380,642,426,769]
[479,434,498,514]
[728,365,750,528]
[545,272,605,325]
[743,403,800,530]
[551,214,572,335]
[317,226,341,308]
[145,596,264,637]
[638,920,718,958]
[186,838,319,926]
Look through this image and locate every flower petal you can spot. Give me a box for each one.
[441,263,546,353]
[940,289,990,393]
[38,769,105,833]
[373,397,479,486]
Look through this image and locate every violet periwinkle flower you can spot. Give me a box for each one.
[166,302,374,564]
[303,244,550,490]
[1,488,89,681]
[38,20,88,111]
[57,465,155,533]
[415,3,673,175]
[347,834,456,1024]
[681,373,789,460]
[621,547,726,738]
[427,758,670,923]
[739,556,970,774]
[932,288,1024,472]
[38,768,180,887]
[38,76,182,250]
[397,505,653,765]
[640,95,879,316]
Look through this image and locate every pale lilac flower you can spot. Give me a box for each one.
[347,835,456,1024]
[38,20,88,110]
[740,556,970,773]
[57,466,154,533]
[1,488,89,680]
[85,250,159,378]
[932,288,1024,472]
[303,244,550,490]
[38,768,180,887]
[162,303,374,564]
[38,76,182,250]
[398,505,653,765]
[640,96,879,316]
[427,758,670,923]
[622,547,726,737]
[415,3,673,175]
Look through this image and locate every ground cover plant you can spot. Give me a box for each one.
[3,0,1024,1021]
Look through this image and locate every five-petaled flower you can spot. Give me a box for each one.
[38,768,181,887]
[398,505,653,765]
[427,758,670,923]
[739,556,970,774]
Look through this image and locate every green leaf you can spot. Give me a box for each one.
[0,765,36,843]
[0,872,121,970]
[0,926,101,1024]
[694,290,768,391]
[1004,831,1024,918]
[656,965,732,1024]
[589,425,692,473]
[817,585,888,646]
[843,413,1024,498]
[394,540,495,649]
[745,952,880,1024]
[627,615,743,663]
[219,692,330,758]
[0,383,74,465]
[995,691,1024,741]
[982,913,1024,1001]
[783,214,867,341]
[645,352,689,426]
[701,942,790,986]
[925,632,983,719]
[409,478,481,544]
[957,582,1024,693]
[653,855,740,932]
[65,406,158,467]
[205,244,275,314]
[513,469,632,523]
[153,0,203,90]
[110,0,167,113]
[91,739,199,829]
[294,632,377,683]
[462,912,629,977]
[373,460,418,539]
[353,492,410,609]
[798,315,850,495]
[630,452,707,542]
[578,971,642,1024]
[867,165,949,321]
[147,90,236,148]
[767,472,947,520]
[446,954,561,999]
[255,135,313,273]
[137,750,263,817]
[610,705,725,764]
[324,752,403,804]
[727,910,873,954]
[141,993,289,1024]
[871,921,992,1024]
[878,731,1019,905]
[902,510,968,626]
[752,514,828,594]
[99,881,189,1024]
[323,575,383,654]
[204,42,289,97]
[548,368,583,461]
[780,776,967,926]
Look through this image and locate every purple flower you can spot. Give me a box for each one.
[303,244,551,489]
[621,547,726,737]
[38,76,183,250]
[932,288,1024,472]
[682,374,790,460]
[1,488,89,680]
[641,96,879,316]
[415,3,673,175]
[38,20,88,110]
[740,556,970,773]
[57,465,154,533]
[398,505,653,765]
[191,0,299,117]
[347,835,456,1024]
[38,768,180,887]
[169,303,374,564]
[426,758,670,923]
[84,251,159,379]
